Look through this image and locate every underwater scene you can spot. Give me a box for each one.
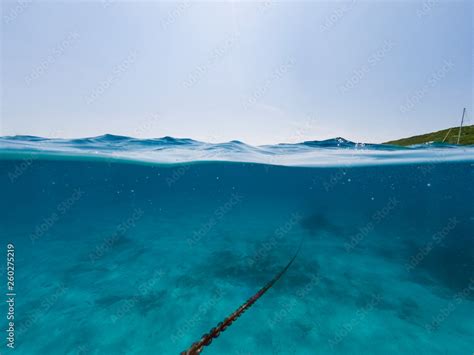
[0,136,473,354]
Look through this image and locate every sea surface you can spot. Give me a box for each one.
[0,135,473,354]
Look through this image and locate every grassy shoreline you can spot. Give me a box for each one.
[385,125,474,146]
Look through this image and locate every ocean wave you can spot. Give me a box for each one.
[0,134,473,167]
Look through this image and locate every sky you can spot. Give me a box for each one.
[1,0,472,145]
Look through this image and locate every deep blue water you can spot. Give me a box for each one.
[0,136,473,354]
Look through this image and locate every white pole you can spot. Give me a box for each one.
[442,128,452,143]
[457,107,466,144]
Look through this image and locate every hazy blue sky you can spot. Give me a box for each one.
[1,1,472,144]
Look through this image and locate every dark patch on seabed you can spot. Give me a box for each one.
[401,217,474,298]
[300,213,348,236]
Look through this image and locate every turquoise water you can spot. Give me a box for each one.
[0,136,473,354]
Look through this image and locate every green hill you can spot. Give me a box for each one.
[384,125,474,146]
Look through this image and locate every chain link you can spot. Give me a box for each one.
[181,241,303,355]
